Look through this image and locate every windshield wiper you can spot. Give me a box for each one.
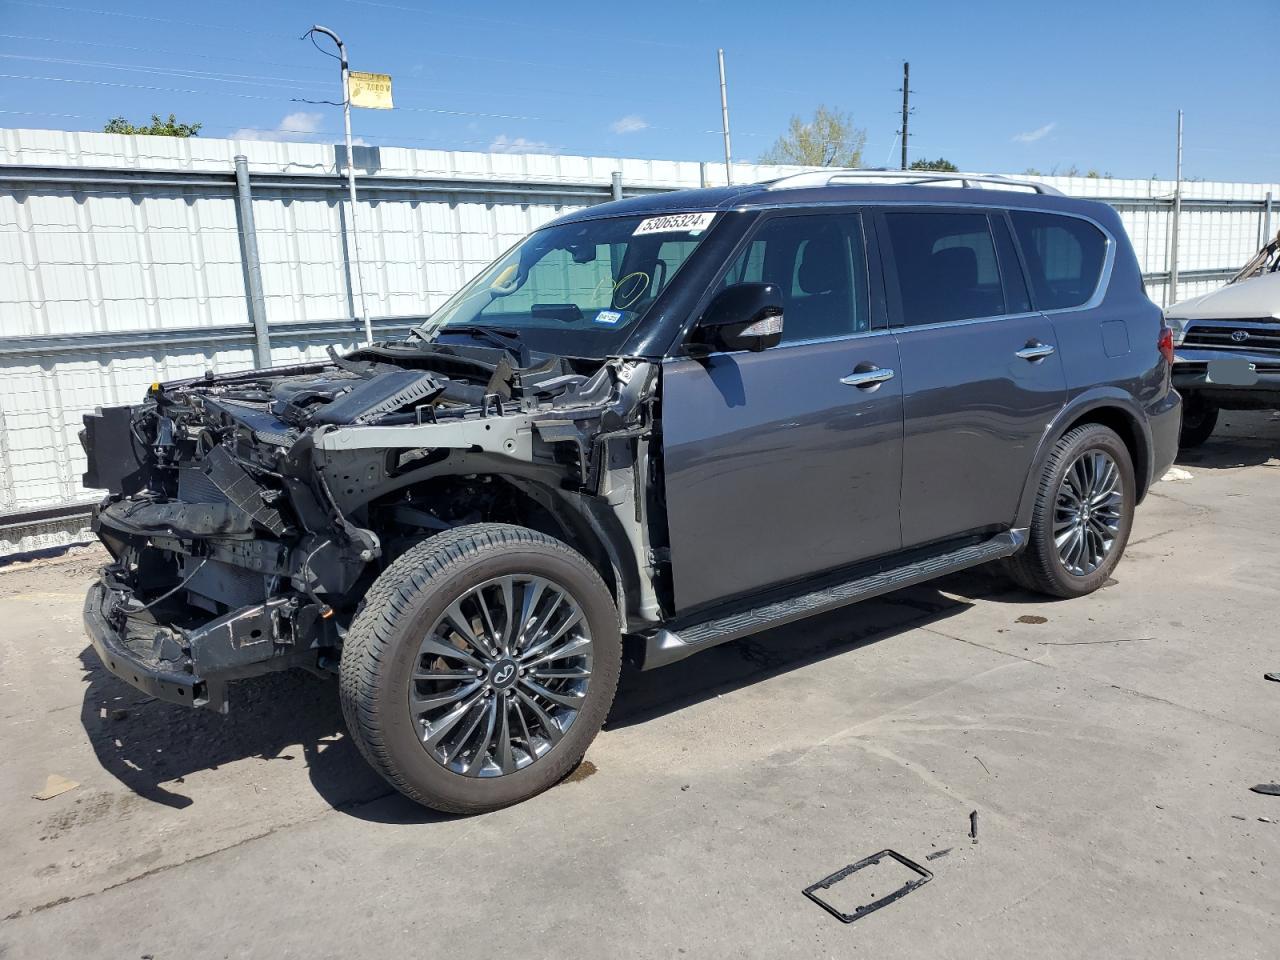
[435,325,528,362]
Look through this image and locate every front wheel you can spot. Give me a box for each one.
[1007,424,1136,599]
[339,524,621,814]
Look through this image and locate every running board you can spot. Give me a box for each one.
[641,529,1026,670]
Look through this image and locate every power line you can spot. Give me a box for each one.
[0,33,326,74]
[0,72,282,102]
[0,55,793,137]
[339,0,697,51]
[0,25,820,100]
[0,73,566,124]
[0,108,84,120]
[0,53,331,90]
[8,0,289,35]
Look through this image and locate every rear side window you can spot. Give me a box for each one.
[884,212,1005,325]
[722,212,869,343]
[1010,212,1108,310]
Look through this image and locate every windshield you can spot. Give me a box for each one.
[418,212,717,357]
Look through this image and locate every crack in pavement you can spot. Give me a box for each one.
[1037,637,1153,646]
[920,625,1279,742]
[4,787,397,922]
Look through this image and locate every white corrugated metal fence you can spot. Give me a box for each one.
[0,127,1276,554]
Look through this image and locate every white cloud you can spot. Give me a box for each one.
[1012,122,1056,143]
[609,114,649,135]
[232,111,326,142]
[278,111,323,135]
[488,134,554,154]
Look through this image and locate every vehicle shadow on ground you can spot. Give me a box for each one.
[76,648,399,814]
[1176,412,1280,470]
[608,564,1030,731]
[77,565,1040,825]
[1176,438,1280,470]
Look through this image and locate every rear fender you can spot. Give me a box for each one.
[1013,389,1153,529]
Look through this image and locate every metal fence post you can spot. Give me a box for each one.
[233,155,272,368]
[611,170,623,201]
[1167,111,1183,308]
[1265,191,1274,245]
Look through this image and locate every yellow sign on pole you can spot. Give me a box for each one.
[347,71,394,110]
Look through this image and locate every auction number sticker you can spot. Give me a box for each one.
[633,212,716,236]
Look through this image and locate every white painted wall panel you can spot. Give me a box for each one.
[1,126,1277,553]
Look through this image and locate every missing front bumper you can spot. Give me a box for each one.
[83,577,318,713]
[84,581,228,711]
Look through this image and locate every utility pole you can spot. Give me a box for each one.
[1169,109,1184,306]
[306,24,372,346]
[233,155,271,368]
[899,61,911,170]
[717,49,733,185]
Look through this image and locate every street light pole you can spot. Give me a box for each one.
[308,24,372,346]
[1169,109,1184,307]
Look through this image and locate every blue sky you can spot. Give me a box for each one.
[2,0,1278,181]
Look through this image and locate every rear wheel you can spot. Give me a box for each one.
[340,523,621,814]
[1178,395,1218,448]
[1007,424,1136,598]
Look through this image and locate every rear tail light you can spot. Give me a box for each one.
[1158,324,1175,365]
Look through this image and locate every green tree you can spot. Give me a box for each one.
[759,105,866,167]
[909,157,959,172]
[103,113,202,137]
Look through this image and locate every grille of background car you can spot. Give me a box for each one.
[1183,324,1280,352]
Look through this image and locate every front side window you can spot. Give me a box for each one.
[720,212,869,343]
[1011,211,1108,310]
[885,211,1005,326]
[421,213,715,357]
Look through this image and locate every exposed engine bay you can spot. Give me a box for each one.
[81,337,666,711]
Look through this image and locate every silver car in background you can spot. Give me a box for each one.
[1167,232,1280,446]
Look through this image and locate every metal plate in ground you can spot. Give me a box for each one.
[802,850,932,924]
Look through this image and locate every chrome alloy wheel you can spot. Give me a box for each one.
[1054,450,1124,576]
[408,575,593,777]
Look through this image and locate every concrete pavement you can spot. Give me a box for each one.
[1,412,1277,959]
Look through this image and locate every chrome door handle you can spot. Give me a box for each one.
[1015,342,1056,361]
[840,367,895,387]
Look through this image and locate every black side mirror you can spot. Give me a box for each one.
[694,282,785,353]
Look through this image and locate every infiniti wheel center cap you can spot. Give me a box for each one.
[490,658,518,690]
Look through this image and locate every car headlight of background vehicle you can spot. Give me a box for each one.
[1166,316,1187,345]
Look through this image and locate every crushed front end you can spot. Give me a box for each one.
[81,341,661,711]
[81,368,361,712]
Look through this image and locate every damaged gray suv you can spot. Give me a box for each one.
[82,171,1181,813]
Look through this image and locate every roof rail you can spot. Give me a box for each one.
[764,169,1064,196]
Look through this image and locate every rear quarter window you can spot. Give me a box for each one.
[1011,212,1108,310]
[883,211,1005,325]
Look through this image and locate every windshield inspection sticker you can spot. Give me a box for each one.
[633,212,716,236]
[594,309,624,326]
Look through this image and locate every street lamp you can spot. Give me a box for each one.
[304,24,372,347]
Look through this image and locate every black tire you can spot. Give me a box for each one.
[339,523,621,814]
[1007,424,1136,599]
[1178,396,1218,449]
